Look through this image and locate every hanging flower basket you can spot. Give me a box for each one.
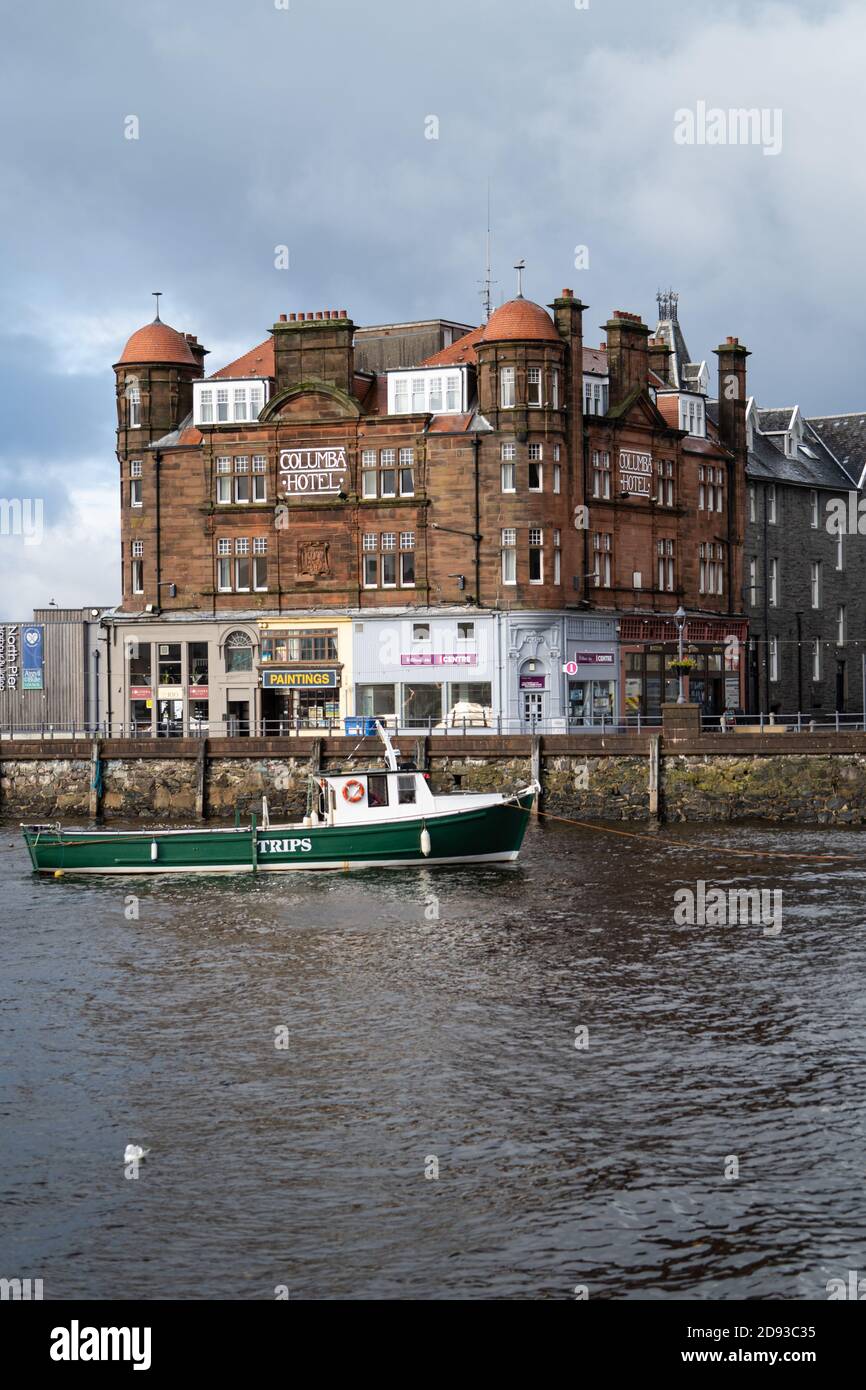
[667,657,697,676]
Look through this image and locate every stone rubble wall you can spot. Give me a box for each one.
[5,742,866,826]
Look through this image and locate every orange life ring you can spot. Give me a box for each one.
[342,779,365,804]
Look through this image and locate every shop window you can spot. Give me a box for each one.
[157,643,182,685]
[356,684,395,717]
[225,630,253,673]
[402,683,443,727]
[447,682,492,726]
[127,639,151,686]
[188,641,209,687]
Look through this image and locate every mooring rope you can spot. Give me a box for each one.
[510,802,859,863]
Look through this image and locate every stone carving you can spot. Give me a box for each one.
[298,540,330,577]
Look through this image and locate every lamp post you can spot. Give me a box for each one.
[675,606,687,705]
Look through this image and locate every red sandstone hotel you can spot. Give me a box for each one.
[105,287,749,735]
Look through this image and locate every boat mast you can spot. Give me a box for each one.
[375,721,400,771]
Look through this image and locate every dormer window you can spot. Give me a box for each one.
[387,367,468,415]
[679,394,706,438]
[194,378,270,426]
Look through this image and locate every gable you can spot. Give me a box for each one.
[261,381,362,423]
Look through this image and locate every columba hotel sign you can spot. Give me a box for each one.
[279,446,349,497]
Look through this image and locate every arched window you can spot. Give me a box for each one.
[225,630,253,673]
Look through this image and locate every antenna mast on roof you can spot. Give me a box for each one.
[152,291,162,323]
[478,182,497,323]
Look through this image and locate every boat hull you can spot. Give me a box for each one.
[22,795,535,876]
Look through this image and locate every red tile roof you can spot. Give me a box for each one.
[480,298,560,344]
[118,320,197,366]
[426,412,475,432]
[422,325,485,367]
[210,337,275,379]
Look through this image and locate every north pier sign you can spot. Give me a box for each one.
[279,446,349,497]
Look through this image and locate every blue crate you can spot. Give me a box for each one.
[344,716,378,737]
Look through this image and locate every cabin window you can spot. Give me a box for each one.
[397,775,416,805]
[367,774,389,808]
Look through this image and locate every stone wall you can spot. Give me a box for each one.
[0,759,92,818]
[663,753,866,824]
[6,728,866,827]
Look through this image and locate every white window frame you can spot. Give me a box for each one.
[527,366,542,407]
[769,636,779,683]
[130,478,142,508]
[500,366,515,409]
[811,560,821,609]
[501,528,516,585]
[810,490,818,528]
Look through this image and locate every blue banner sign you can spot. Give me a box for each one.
[22,624,44,690]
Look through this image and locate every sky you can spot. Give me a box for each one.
[1,0,863,617]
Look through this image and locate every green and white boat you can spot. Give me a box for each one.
[22,726,537,876]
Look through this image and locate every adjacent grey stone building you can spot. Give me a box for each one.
[742,404,866,717]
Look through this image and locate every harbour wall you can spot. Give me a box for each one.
[5,707,866,825]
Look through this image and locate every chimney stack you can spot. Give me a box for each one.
[273,309,356,397]
[605,311,650,408]
[714,336,750,457]
[647,336,673,386]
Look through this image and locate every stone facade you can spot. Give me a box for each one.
[107,290,751,732]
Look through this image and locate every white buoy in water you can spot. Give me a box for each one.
[420,826,431,857]
[150,840,158,861]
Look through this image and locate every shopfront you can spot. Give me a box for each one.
[565,650,617,727]
[258,619,350,730]
[352,612,496,730]
[619,615,746,721]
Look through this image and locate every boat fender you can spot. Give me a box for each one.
[150,840,158,862]
[342,779,365,804]
[420,824,431,857]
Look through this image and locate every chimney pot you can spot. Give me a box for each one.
[562,288,573,298]
[279,313,287,322]
[306,312,313,321]
[340,309,347,319]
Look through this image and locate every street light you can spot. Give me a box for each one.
[675,606,687,705]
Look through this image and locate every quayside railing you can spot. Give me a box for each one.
[4,711,865,741]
